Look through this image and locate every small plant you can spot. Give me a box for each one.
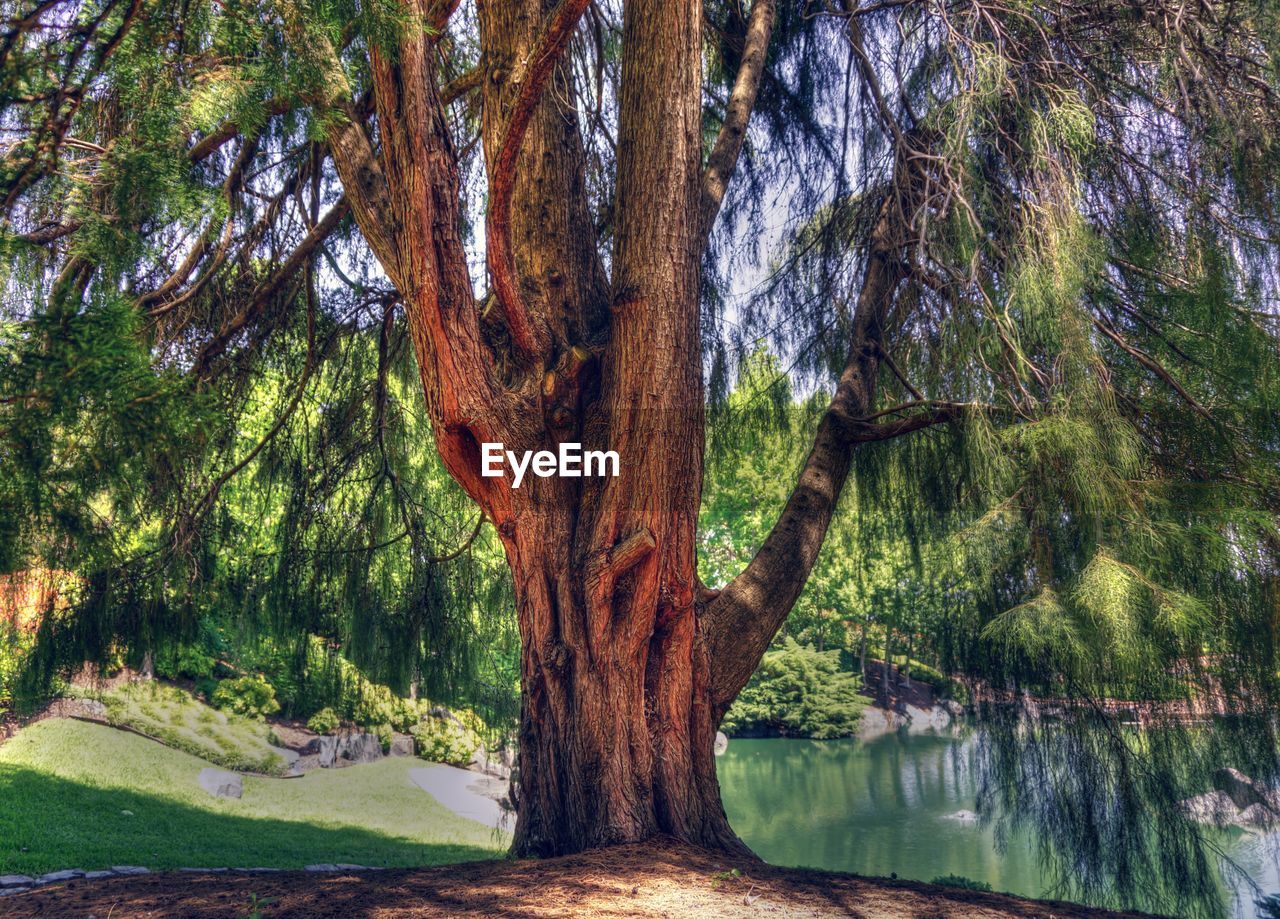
[930,874,993,892]
[711,867,743,889]
[306,707,340,735]
[241,892,278,919]
[212,675,280,720]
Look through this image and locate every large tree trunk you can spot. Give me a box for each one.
[314,0,911,860]
[504,506,747,856]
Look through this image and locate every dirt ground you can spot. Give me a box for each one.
[2,840,1156,918]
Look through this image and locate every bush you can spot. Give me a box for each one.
[155,644,216,680]
[211,675,280,720]
[306,707,340,735]
[930,874,992,892]
[722,638,867,739]
[410,709,482,766]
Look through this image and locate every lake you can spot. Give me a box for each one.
[717,732,1280,917]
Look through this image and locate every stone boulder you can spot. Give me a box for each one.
[942,700,966,718]
[1238,803,1279,829]
[316,731,383,768]
[389,733,415,757]
[1180,790,1240,827]
[903,704,951,733]
[198,768,242,799]
[1213,767,1280,812]
[714,731,729,756]
[858,706,907,739]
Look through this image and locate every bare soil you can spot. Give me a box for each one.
[2,840,1156,918]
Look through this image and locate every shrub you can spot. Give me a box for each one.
[155,644,217,680]
[410,709,481,766]
[212,675,280,720]
[930,874,992,892]
[722,638,867,739]
[306,707,340,735]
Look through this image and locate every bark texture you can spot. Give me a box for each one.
[308,0,917,859]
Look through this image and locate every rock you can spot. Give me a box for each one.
[0,888,29,897]
[242,867,281,873]
[80,699,108,718]
[497,746,518,770]
[198,768,243,799]
[389,733,415,757]
[1213,767,1280,812]
[36,869,84,883]
[942,700,966,718]
[714,732,729,756]
[110,866,150,875]
[316,732,383,768]
[1238,803,1279,829]
[468,744,489,773]
[858,706,906,739]
[270,746,300,767]
[179,867,228,873]
[82,870,113,880]
[904,704,950,732]
[0,876,35,888]
[1180,790,1240,826]
[305,864,340,872]
[334,864,371,871]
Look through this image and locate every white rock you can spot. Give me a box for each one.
[0,875,34,887]
[714,731,729,756]
[110,866,150,875]
[1180,790,1240,827]
[198,768,243,799]
[83,870,114,880]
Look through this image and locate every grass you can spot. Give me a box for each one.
[75,681,290,775]
[0,719,506,875]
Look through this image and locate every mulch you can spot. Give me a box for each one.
[1,840,1160,918]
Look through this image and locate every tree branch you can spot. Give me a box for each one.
[704,202,905,711]
[485,0,592,364]
[698,0,775,249]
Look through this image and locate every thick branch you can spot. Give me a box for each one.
[699,0,775,248]
[704,211,904,710]
[485,0,591,364]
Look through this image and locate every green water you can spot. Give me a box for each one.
[717,732,1044,896]
[717,733,1279,916]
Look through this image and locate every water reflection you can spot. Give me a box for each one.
[717,732,1279,917]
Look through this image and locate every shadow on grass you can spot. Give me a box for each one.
[0,765,499,875]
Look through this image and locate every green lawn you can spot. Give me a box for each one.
[0,719,506,875]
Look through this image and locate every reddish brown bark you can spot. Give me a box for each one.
[309,0,923,859]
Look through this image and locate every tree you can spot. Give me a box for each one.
[3,0,1280,907]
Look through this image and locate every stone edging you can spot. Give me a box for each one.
[0,864,386,897]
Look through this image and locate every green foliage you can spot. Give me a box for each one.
[409,709,482,766]
[155,644,217,681]
[930,874,993,892]
[211,676,280,721]
[722,638,867,739]
[305,707,340,735]
[91,682,286,775]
